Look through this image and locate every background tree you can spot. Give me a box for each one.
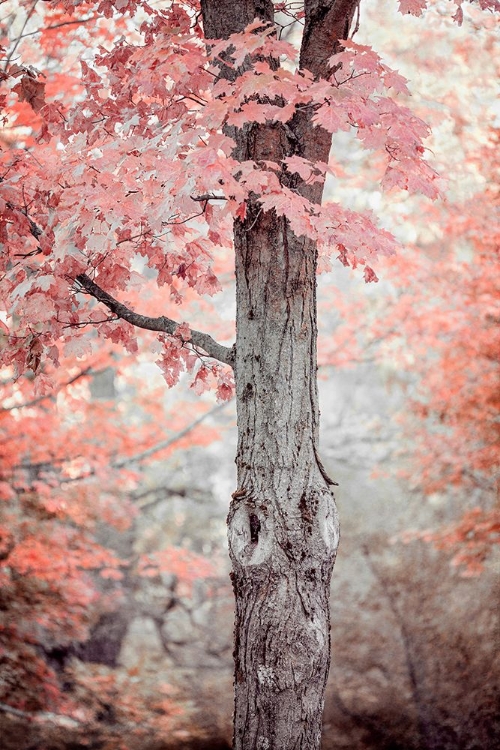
[0,338,222,742]
[378,131,499,575]
[1,1,498,748]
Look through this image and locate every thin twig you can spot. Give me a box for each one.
[0,366,94,412]
[3,0,38,71]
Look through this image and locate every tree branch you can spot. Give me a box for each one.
[3,201,234,366]
[0,701,81,728]
[0,367,94,412]
[115,399,231,468]
[10,399,233,486]
[75,273,235,368]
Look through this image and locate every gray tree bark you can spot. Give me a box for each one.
[200,2,359,748]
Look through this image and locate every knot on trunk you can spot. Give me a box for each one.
[228,491,271,565]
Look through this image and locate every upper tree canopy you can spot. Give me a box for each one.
[1,0,476,388]
[0,0,497,401]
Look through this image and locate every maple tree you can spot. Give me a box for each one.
[0,353,125,711]
[315,6,500,579]
[386,130,500,576]
[330,18,499,576]
[0,338,221,732]
[1,1,498,748]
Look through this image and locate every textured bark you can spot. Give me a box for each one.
[201,2,359,748]
[229,204,339,750]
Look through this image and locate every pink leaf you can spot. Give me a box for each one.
[398,0,427,15]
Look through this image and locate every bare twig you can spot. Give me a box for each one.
[3,0,38,71]
[0,366,94,412]
[115,399,232,468]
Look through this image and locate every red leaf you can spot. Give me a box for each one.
[12,75,47,113]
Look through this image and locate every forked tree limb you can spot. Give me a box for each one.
[301,0,361,76]
[75,273,235,367]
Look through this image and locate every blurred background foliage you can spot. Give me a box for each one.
[0,0,498,748]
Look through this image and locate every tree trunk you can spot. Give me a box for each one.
[200,2,359,747]
[229,203,340,750]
